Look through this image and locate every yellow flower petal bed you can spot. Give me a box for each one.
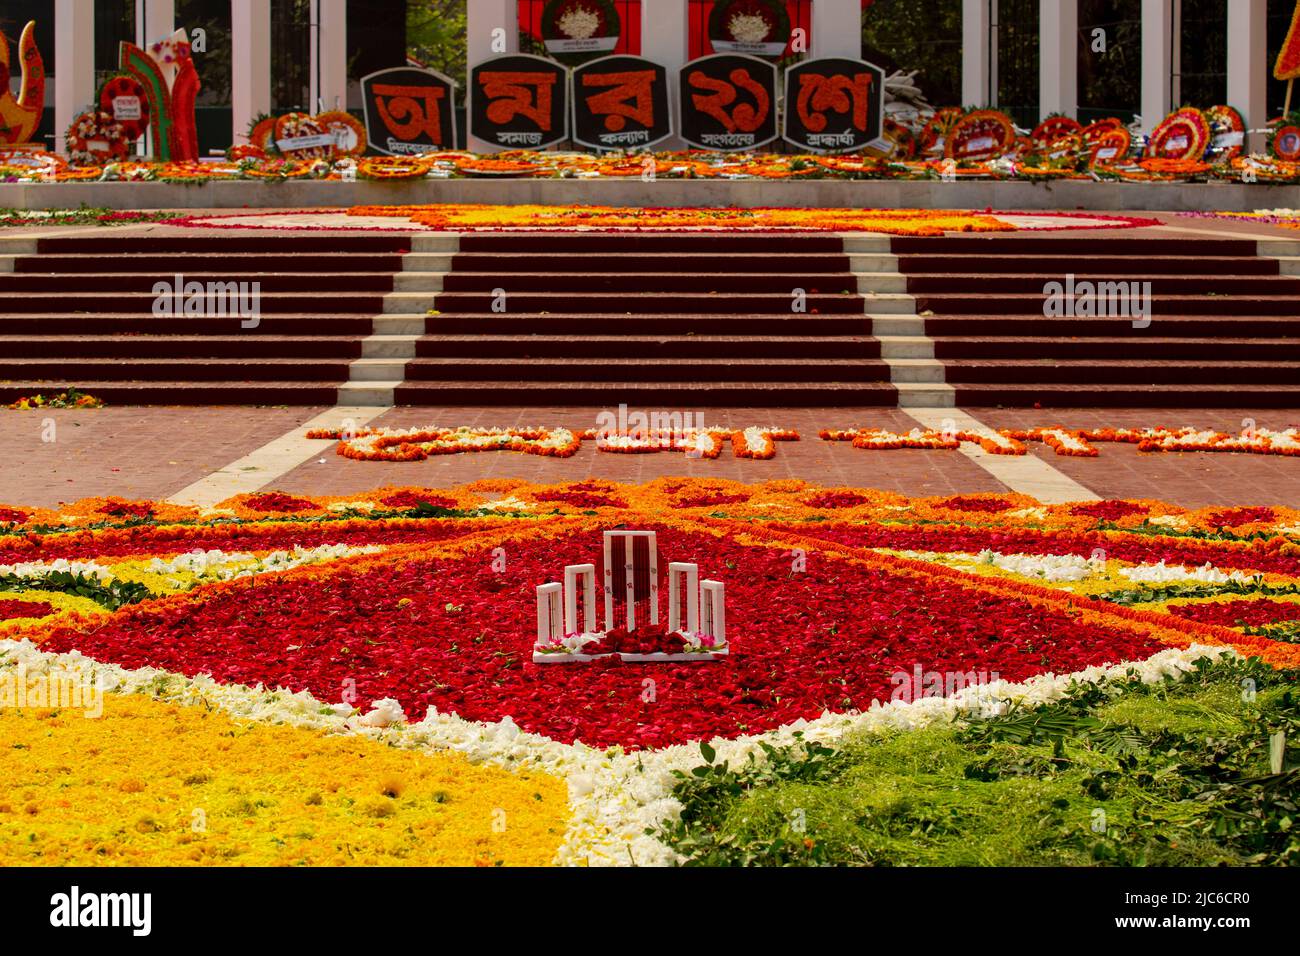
[346,203,1016,235]
[0,681,567,867]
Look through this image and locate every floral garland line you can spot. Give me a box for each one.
[307,425,800,461]
[821,425,1300,458]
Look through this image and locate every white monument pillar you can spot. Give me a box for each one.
[812,0,861,59]
[1140,0,1174,134]
[310,0,348,112]
[231,0,272,144]
[1039,0,1078,120]
[466,0,518,152]
[1227,0,1268,154]
[54,0,95,155]
[138,0,175,44]
[642,0,689,148]
[962,0,993,107]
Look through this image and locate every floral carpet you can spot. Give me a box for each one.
[2,479,1297,865]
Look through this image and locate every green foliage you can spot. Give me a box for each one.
[407,1,468,90]
[657,656,1300,866]
[0,570,152,611]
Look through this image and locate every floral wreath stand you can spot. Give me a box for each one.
[533,530,728,663]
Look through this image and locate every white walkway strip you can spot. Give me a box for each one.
[166,406,388,508]
[337,234,461,407]
[846,236,956,408]
[903,407,1099,504]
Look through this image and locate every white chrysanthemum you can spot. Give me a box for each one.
[728,12,772,43]
[557,6,601,39]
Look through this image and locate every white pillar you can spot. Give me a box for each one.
[1039,0,1078,120]
[643,0,688,148]
[54,0,95,155]
[231,0,271,144]
[962,0,993,107]
[1227,0,1267,153]
[466,0,518,152]
[138,0,175,44]
[812,0,861,59]
[310,0,348,113]
[1140,0,1173,134]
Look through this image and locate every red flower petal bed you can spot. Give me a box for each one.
[0,599,55,621]
[1167,599,1300,629]
[33,523,1166,749]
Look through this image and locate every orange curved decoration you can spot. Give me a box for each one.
[0,21,45,145]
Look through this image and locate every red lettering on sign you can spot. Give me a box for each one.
[796,72,873,133]
[480,71,557,130]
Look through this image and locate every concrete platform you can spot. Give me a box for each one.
[1,177,1297,211]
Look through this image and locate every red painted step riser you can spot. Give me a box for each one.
[0,385,343,404]
[393,385,899,407]
[439,276,858,294]
[942,366,1300,385]
[896,256,1281,276]
[14,256,406,274]
[906,277,1300,295]
[0,276,395,293]
[891,237,1259,256]
[427,317,869,335]
[926,318,1300,336]
[0,319,376,334]
[933,342,1300,361]
[951,387,1300,408]
[0,297,387,315]
[429,294,864,314]
[915,297,1300,317]
[0,341,364,359]
[449,254,853,273]
[455,235,847,254]
[414,341,881,359]
[0,363,353,382]
[35,237,412,254]
[402,365,891,384]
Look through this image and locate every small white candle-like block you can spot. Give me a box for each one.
[667,562,699,634]
[564,563,597,635]
[700,580,726,643]
[602,530,659,631]
[536,583,563,644]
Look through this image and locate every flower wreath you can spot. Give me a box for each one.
[1269,113,1300,162]
[315,110,367,157]
[240,157,314,179]
[1088,127,1132,168]
[944,110,1016,161]
[708,0,792,58]
[274,112,333,159]
[917,107,965,156]
[1204,104,1246,162]
[1031,114,1082,144]
[357,156,432,180]
[97,74,150,141]
[65,110,130,166]
[1079,117,1124,146]
[541,0,623,65]
[1146,107,1211,160]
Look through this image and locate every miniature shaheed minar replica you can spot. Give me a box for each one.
[533,531,727,662]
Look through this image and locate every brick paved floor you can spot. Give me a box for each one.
[0,406,325,508]
[3,405,1296,510]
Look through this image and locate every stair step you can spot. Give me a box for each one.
[414,334,879,358]
[931,336,1300,360]
[0,335,364,358]
[448,252,853,273]
[453,233,850,254]
[951,382,1300,408]
[914,294,1300,316]
[403,357,891,383]
[895,254,1281,276]
[0,381,342,404]
[923,315,1300,336]
[904,274,1300,295]
[891,237,1260,256]
[0,358,353,382]
[425,313,870,335]
[393,380,899,406]
[438,272,859,293]
[35,236,412,254]
[0,272,396,292]
[941,360,1300,385]
[427,292,865,314]
[0,292,387,314]
[13,253,405,273]
[0,314,377,334]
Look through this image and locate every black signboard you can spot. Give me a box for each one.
[782,57,886,154]
[571,55,671,151]
[469,53,569,150]
[678,53,777,152]
[361,66,457,155]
